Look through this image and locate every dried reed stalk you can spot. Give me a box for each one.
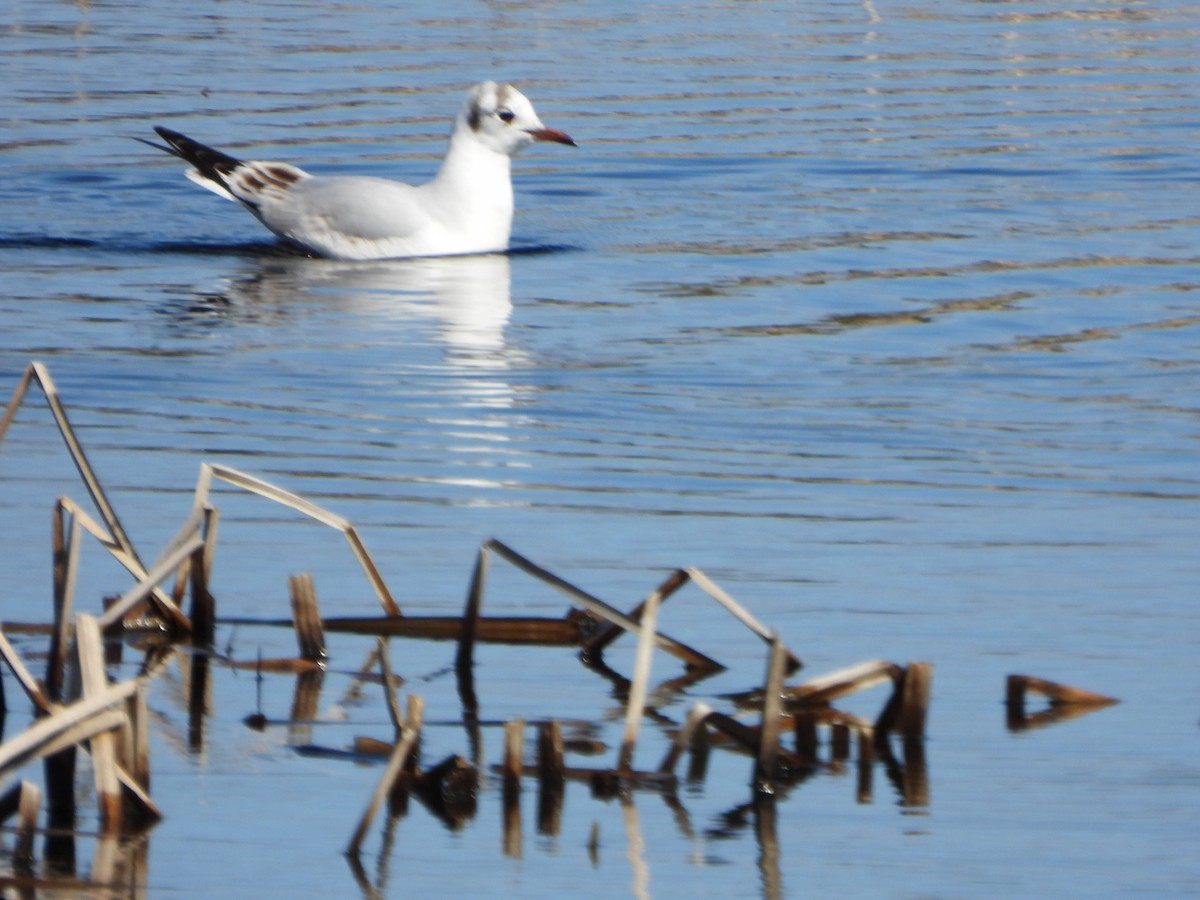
[76,615,122,833]
[685,568,802,673]
[0,678,137,777]
[580,568,689,659]
[195,463,400,616]
[227,657,323,674]
[503,719,525,795]
[125,686,151,791]
[897,661,933,740]
[324,615,586,643]
[503,718,524,859]
[772,658,902,708]
[755,632,789,791]
[483,539,721,672]
[0,627,52,713]
[94,535,200,633]
[346,695,423,856]
[186,505,220,644]
[0,362,141,571]
[54,496,186,625]
[14,780,39,870]
[288,573,326,663]
[617,578,661,773]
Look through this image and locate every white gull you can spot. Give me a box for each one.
[148,81,575,261]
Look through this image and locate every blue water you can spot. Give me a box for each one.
[2,1,1198,896]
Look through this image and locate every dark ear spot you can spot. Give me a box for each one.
[467,102,482,132]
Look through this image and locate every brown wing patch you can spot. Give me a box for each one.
[229,161,308,206]
[261,164,302,186]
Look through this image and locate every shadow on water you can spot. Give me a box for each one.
[0,234,579,259]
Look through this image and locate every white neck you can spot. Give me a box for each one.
[425,126,514,249]
[434,127,512,198]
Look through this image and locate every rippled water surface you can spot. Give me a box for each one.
[2,1,1198,896]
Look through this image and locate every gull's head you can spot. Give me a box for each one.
[458,81,576,157]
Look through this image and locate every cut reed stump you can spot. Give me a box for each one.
[874,661,933,745]
[0,780,41,872]
[754,632,790,793]
[288,572,327,665]
[502,719,524,859]
[537,720,566,836]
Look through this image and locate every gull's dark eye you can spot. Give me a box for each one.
[497,108,515,124]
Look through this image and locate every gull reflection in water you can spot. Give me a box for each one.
[187,252,529,489]
[249,251,515,356]
[195,250,522,392]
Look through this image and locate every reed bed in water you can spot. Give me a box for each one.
[0,360,1118,892]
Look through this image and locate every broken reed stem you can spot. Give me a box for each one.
[0,627,53,713]
[484,539,721,672]
[755,632,788,791]
[53,495,185,628]
[581,568,690,659]
[95,534,199,634]
[684,568,802,672]
[346,694,424,857]
[157,505,207,605]
[0,677,138,778]
[196,463,401,617]
[617,580,662,773]
[1,362,142,572]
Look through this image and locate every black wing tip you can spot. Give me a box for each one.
[139,126,193,161]
[153,125,187,145]
[145,126,244,180]
[135,135,173,154]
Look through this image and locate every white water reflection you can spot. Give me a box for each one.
[164,251,530,497]
[215,252,515,361]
